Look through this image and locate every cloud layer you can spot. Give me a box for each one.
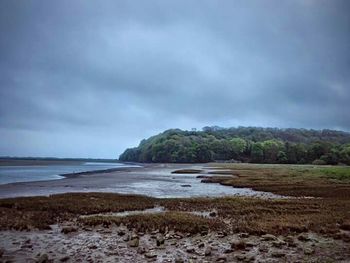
[1,0,349,158]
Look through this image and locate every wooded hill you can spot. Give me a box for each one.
[119,127,350,164]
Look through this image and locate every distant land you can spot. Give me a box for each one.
[119,127,350,165]
[0,157,120,166]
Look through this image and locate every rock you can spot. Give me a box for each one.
[61,226,77,234]
[297,234,311,242]
[245,241,256,247]
[131,233,139,240]
[217,232,226,238]
[216,255,227,262]
[117,230,126,236]
[259,244,269,252]
[59,256,70,262]
[128,238,139,247]
[304,248,314,255]
[235,254,255,262]
[340,221,350,231]
[174,232,184,239]
[261,234,277,241]
[175,257,184,263]
[204,246,212,256]
[272,239,286,248]
[144,252,157,259]
[224,248,233,254]
[21,243,33,249]
[238,233,249,238]
[37,253,49,263]
[271,251,285,258]
[137,246,148,254]
[186,246,195,253]
[198,242,205,248]
[88,244,97,249]
[209,211,217,217]
[231,240,246,250]
[123,235,130,242]
[180,184,191,187]
[156,233,165,246]
[201,230,208,236]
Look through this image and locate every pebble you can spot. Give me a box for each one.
[261,234,277,241]
[128,238,139,247]
[61,226,77,234]
[204,246,212,256]
[37,253,49,263]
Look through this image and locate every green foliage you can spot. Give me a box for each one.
[119,127,350,164]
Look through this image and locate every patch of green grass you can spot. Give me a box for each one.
[313,167,350,181]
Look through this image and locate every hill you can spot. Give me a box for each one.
[119,127,350,164]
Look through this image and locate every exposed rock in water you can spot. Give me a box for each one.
[180,184,192,187]
[261,234,277,241]
[231,240,246,250]
[144,252,157,259]
[298,233,311,242]
[59,256,70,262]
[127,238,139,247]
[36,253,49,263]
[271,250,286,258]
[186,246,195,253]
[156,233,165,246]
[61,226,77,234]
[204,246,212,256]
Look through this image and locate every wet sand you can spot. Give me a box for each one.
[0,164,281,199]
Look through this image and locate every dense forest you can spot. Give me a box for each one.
[119,127,350,165]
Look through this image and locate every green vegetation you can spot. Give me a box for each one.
[119,127,350,164]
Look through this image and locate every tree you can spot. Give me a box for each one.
[230,138,247,159]
[262,140,285,163]
[251,142,264,163]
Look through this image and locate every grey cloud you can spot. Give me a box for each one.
[0,0,349,158]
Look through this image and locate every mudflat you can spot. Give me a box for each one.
[0,163,278,199]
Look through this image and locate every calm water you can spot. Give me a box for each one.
[0,162,138,185]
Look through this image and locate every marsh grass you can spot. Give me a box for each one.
[79,211,225,234]
[204,163,350,198]
[0,193,155,230]
[161,197,350,237]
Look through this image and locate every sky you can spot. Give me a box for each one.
[0,0,350,158]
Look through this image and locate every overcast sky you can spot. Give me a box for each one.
[0,0,349,158]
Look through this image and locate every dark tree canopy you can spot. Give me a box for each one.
[119,127,350,164]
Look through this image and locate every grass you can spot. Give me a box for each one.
[79,211,225,234]
[0,193,155,230]
[202,163,350,198]
[160,197,350,237]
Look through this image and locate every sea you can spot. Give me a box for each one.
[0,162,138,185]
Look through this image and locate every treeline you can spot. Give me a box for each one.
[119,127,350,165]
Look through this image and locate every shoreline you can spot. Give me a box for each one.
[0,163,282,199]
